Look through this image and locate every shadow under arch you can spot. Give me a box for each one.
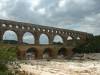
[26,47,38,60]
[57,47,68,59]
[43,48,53,59]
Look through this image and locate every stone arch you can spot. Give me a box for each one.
[39,33,49,44]
[67,36,73,40]
[57,48,68,58]
[3,30,18,43]
[76,36,81,40]
[26,47,38,60]
[43,48,53,59]
[22,32,35,44]
[53,35,63,44]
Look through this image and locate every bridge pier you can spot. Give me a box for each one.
[49,37,54,45]
[34,33,40,45]
[63,38,67,45]
[35,38,39,45]
[72,37,78,47]
[17,32,23,44]
[0,31,2,41]
[0,30,5,42]
[66,48,74,58]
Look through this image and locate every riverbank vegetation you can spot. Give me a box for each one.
[74,35,100,53]
[0,46,17,75]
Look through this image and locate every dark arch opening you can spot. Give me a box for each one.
[57,48,67,58]
[39,34,49,44]
[72,48,77,53]
[26,47,38,60]
[23,32,35,44]
[3,30,18,44]
[43,48,53,59]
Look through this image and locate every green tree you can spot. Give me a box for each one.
[0,46,17,75]
[0,47,17,63]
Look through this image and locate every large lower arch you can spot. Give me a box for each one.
[26,47,38,60]
[3,30,18,43]
[57,48,68,59]
[53,35,63,44]
[39,34,49,44]
[43,48,53,59]
[22,32,35,44]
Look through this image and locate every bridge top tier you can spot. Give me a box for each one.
[0,19,93,38]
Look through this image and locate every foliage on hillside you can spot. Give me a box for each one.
[2,40,28,44]
[0,47,17,62]
[74,35,100,53]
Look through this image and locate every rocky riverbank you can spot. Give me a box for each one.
[9,53,100,75]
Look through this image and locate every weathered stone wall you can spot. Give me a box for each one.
[0,19,94,45]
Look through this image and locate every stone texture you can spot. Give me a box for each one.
[0,19,94,59]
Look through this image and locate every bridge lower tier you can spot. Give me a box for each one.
[0,44,74,59]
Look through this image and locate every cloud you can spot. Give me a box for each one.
[0,0,100,35]
[78,13,100,35]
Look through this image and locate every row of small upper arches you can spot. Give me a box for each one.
[2,30,80,44]
[1,23,82,36]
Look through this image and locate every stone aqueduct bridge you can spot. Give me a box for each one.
[0,19,93,59]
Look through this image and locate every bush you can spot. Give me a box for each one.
[0,63,8,72]
[0,47,17,62]
[0,47,17,75]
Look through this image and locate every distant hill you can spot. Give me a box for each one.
[2,40,18,44]
[1,40,29,45]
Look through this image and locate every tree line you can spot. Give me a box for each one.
[73,35,100,53]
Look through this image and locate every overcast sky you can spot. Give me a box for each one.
[0,0,100,36]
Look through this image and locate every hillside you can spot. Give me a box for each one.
[74,35,100,53]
